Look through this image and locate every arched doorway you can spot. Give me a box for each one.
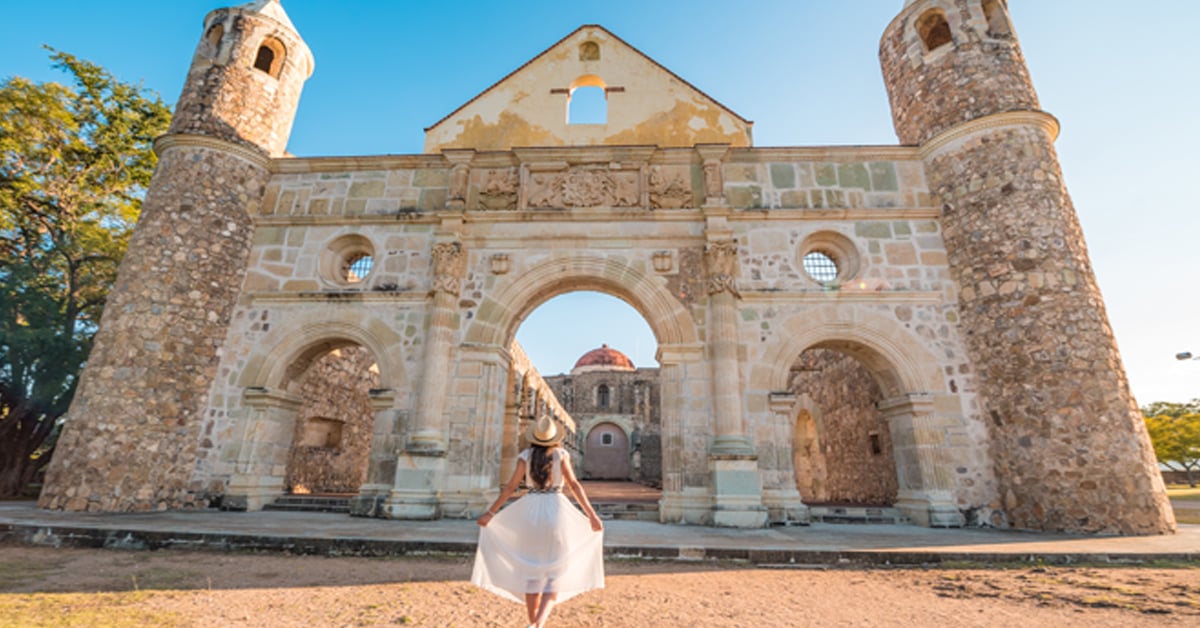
[584,422,630,479]
[282,344,380,497]
[788,347,897,507]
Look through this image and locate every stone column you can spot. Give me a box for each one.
[224,387,303,511]
[879,394,962,528]
[705,238,753,455]
[704,235,766,527]
[409,238,467,451]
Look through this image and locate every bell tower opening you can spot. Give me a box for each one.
[916,9,953,53]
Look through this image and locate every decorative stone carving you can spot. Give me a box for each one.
[649,166,693,209]
[490,253,511,275]
[705,239,741,298]
[526,167,639,209]
[652,250,674,273]
[477,168,518,210]
[431,241,466,295]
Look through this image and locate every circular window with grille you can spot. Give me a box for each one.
[799,231,860,287]
[321,234,376,287]
[802,251,839,283]
[344,253,374,283]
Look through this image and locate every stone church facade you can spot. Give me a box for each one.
[39,0,1174,534]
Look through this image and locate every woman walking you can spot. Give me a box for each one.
[472,415,605,628]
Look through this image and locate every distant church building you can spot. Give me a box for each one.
[545,346,662,484]
[40,0,1174,535]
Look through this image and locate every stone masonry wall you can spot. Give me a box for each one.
[789,349,898,505]
[880,0,1039,146]
[171,8,311,157]
[284,345,380,493]
[39,147,269,512]
[926,125,1173,534]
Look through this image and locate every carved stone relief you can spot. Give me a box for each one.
[649,166,694,209]
[431,241,467,296]
[526,166,640,209]
[475,168,519,210]
[705,239,741,298]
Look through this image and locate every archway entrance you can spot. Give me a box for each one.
[788,346,898,508]
[280,345,380,501]
[503,288,666,516]
[224,333,395,514]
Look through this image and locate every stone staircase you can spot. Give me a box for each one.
[592,501,660,522]
[807,504,910,524]
[263,495,351,514]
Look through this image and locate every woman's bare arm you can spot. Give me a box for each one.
[562,457,603,531]
[477,459,525,527]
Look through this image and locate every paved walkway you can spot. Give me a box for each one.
[3,501,1198,565]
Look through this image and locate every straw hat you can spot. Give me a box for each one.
[526,415,565,447]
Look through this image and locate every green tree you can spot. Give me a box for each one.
[1143,399,1200,488]
[0,49,170,497]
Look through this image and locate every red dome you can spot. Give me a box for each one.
[572,344,635,372]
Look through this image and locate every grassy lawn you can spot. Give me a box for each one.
[1167,485,1200,500]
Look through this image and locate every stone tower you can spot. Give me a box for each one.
[39,0,312,512]
[880,0,1173,534]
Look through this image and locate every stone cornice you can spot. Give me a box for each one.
[727,145,921,163]
[740,290,943,305]
[271,154,449,174]
[254,206,938,227]
[919,110,1060,160]
[246,291,430,305]
[154,134,270,169]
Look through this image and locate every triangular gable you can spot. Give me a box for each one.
[424,25,753,153]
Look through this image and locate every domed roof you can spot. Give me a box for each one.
[572,344,635,374]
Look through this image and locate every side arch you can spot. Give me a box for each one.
[463,253,699,349]
[236,316,406,392]
[757,307,945,396]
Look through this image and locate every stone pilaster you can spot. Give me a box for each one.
[762,393,810,524]
[879,395,961,527]
[224,387,303,512]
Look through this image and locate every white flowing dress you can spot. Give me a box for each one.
[471,448,605,603]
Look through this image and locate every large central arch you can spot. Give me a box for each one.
[460,252,701,520]
[464,253,699,349]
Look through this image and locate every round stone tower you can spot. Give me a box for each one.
[39,0,313,512]
[880,0,1173,534]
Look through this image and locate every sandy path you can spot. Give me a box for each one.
[1,545,1198,627]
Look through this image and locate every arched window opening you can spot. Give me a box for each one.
[253,37,286,78]
[916,10,953,52]
[981,0,1011,36]
[597,384,610,408]
[567,74,608,125]
[568,86,607,125]
[204,23,224,56]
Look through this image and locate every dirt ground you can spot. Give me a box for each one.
[1,544,1198,627]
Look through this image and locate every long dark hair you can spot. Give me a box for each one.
[529,444,554,488]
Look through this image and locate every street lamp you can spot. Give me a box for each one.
[1177,351,1197,361]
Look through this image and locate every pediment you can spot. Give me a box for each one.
[424,25,753,153]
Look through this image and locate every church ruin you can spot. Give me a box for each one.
[39,0,1174,534]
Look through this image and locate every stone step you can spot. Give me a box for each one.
[807,505,910,525]
[263,495,351,514]
[593,502,659,522]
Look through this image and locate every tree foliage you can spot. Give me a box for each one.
[0,49,170,497]
[1142,399,1200,488]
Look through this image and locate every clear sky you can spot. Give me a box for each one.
[3,1,1197,404]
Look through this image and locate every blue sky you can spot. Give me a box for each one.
[3,1,1198,403]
